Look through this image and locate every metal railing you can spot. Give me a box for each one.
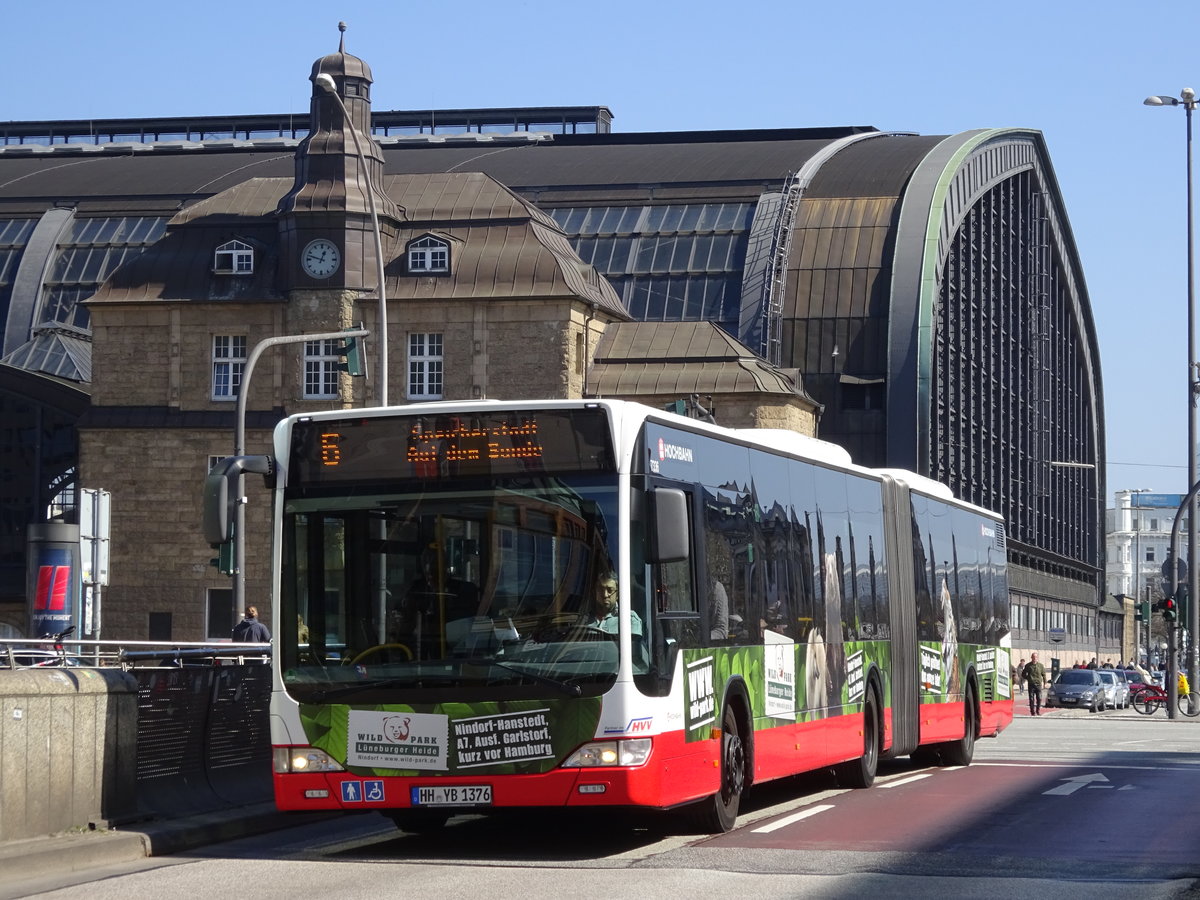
[0,637,270,670]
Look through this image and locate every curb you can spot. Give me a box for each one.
[0,828,148,890]
[0,803,339,893]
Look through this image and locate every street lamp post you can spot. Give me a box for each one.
[1145,88,1199,687]
[315,71,389,407]
[1129,488,1151,666]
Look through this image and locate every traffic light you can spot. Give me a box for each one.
[1164,595,1179,623]
[209,538,234,576]
[1137,600,1151,621]
[339,333,368,377]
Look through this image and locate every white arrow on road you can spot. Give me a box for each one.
[1043,773,1111,796]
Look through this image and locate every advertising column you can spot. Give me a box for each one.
[26,523,80,638]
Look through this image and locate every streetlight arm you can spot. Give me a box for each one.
[228,327,368,615]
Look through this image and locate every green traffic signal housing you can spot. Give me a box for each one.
[338,324,369,377]
[341,335,367,377]
[1164,596,1179,622]
[209,536,235,576]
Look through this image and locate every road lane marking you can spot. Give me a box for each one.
[1043,772,1110,795]
[752,804,835,833]
[976,761,1200,773]
[880,773,932,788]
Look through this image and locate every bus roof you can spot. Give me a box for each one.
[276,399,1001,520]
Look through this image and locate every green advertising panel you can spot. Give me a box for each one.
[301,697,602,776]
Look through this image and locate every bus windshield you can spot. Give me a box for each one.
[279,474,624,703]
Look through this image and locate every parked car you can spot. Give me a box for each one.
[1047,669,1107,712]
[1097,668,1130,709]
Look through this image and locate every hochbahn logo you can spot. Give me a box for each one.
[658,438,694,463]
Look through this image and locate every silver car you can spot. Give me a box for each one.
[1047,669,1107,712]
[1097,668,1130,709]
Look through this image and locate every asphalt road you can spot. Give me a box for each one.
[5,708,1200,899]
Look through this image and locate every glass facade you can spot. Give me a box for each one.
[42,216,167,333]
[550,203,754,334]
[0,219,35,334]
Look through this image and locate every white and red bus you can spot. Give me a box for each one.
[205,399,1012,832]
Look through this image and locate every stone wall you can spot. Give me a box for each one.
[389,298,606,402]
[0,668,138,842]
[78,426,273,639]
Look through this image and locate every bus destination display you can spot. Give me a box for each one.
[289,409,614,483]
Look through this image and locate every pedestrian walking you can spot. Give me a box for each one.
[1022,652,1047,715]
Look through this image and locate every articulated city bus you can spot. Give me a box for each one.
[204,399,1012,832]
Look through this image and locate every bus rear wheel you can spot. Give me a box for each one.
[690,703,745,833]
[834,687,879,788]
[939,685,977,767]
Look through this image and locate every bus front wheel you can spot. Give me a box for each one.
[690,703,746,833]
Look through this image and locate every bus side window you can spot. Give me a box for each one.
[702,487,740,646]
[651,534,701,673]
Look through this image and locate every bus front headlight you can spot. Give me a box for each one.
[562,739,651,768]
[274,746,345,774]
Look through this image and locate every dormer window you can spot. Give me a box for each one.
[214,240,254,275]
[407,235,450,274]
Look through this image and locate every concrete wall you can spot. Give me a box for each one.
[0,668,139,842]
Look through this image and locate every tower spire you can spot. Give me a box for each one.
[338,20,346,53]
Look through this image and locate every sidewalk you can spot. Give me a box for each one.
[0,803,336,892]
[1012,696,1198,720]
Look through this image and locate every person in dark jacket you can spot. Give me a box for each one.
[1022,652,1047,715]
[232,606,271,642]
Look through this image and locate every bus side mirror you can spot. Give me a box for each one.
[648,487,689,563]
[203,455,274,545]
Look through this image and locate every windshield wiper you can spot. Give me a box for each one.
[460,656,582,697]
[301,659,586,701]
[306,672,455,702]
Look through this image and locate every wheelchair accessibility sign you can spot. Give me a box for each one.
[341,780,385,803]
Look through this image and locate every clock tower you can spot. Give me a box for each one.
[277,23,403,293]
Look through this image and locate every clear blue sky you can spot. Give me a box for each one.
[8,0,1196,502]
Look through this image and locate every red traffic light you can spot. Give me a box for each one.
[1164,598,1179,622]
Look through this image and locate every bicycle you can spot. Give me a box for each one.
[1130,683,1200,717]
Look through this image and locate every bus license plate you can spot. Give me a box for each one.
[411,785,493,806]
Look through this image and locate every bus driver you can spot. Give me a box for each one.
[583,574,647,668]
[584,574,625,632]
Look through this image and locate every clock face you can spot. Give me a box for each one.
[302,239,341,278]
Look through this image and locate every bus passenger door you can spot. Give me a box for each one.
[643,483,701,692]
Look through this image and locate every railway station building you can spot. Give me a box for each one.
[0,34,1108,663]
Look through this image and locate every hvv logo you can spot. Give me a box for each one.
[603,716,653,735]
